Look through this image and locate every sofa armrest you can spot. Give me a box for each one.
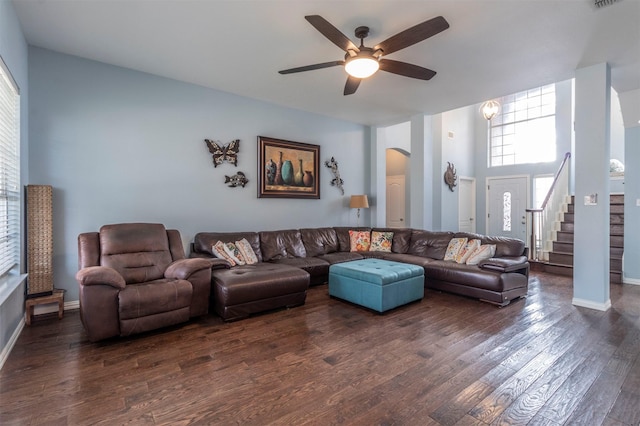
[76,266,126,289]
[478,256,529,273]
[165,258,214,280]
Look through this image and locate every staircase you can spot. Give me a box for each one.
[545,195,624,283]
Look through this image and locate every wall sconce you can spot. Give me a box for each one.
[349,194,369,226]
[480,100,500,121]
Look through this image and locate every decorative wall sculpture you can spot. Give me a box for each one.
[225,171,249,188]
[444,162,457,192]
[204,139,240,167]
[324,156,344,195]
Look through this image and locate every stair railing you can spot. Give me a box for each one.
[526,152,571,261]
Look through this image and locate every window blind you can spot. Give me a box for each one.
[0,56,20,276]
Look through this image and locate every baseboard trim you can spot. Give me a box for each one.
[572,297,612,311]
[623,277,640,286]
[0,318,24,371]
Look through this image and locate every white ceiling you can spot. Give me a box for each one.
[12,0,640,126]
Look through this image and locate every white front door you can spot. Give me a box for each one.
[386,175,406,228]
[459,177,476,233]
[487,176,528,240]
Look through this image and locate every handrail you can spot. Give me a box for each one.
[540,152,571,210]
[525,152,571,261]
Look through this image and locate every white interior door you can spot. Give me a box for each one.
[459,177,476,233]
[386,175,406,228]
[487,176,528,239]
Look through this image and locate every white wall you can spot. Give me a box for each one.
[28,47,368,302]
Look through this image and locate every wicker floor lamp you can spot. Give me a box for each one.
[25,185,53,298]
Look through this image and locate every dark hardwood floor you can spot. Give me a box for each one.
[2,272,639,425]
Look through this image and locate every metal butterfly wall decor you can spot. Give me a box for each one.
[204,139,240,167]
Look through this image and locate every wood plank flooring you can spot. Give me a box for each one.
[1,272,639,425]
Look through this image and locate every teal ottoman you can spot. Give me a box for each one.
[328,258,424,312]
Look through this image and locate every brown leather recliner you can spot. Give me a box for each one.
[76,223,212,342]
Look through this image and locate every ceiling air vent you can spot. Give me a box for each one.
[595,0,618,7]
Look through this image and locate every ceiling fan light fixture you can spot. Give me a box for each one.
[345,56,379,79]
[481,100,500,121]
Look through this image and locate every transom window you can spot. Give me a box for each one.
[489,84,556,167]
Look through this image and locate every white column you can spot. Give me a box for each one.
[409,114,434,229]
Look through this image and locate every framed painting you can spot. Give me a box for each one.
[257,136,320,199]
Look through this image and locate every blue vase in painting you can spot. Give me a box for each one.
[281,160,294,185]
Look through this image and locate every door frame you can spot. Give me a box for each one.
[458,176,476,233]
[485,174,530,242]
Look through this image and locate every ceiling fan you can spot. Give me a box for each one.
[279,15,450,95]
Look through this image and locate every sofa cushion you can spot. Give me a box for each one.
[466,244,497,265]
[454,232,525,257]
[372,227,412,254]
[118,279,192,320]
[456,239,481,264]
[269,256,330,282]
[259,229,307,261]
[316,251,365,265]
[408,230,454,259]
[444,237,468,261]
[236,238,258,265]
[349,230,371,252]
[100,223,173,284]
[212,241,236,266]
[334,227,371,252]
[300,227,339,257]
[370,231,393,252]
[424,260,522,293]
[212,263,309,306]
[194,232,263,262]
[223,242,246,265]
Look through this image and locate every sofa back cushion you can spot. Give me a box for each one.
[99,223,174,284]
[372,227,412,253]
[408,230,454,260]
[333,227,372,252]
[454,232,525,257]
[193,232,262,262]
[300,227,339,257]
[259,229,307,261]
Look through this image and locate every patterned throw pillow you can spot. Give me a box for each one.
[223,242,246,265]
[466,244,497,265]
[444,237,468,261]
[235,238,258,265]
[456,239,481,264]
[349,230,371,252]
[370,231,393,252]
[212,241,236,266]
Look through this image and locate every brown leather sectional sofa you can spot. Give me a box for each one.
[191,226,530,321]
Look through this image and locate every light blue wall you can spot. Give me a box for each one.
[438,105,476,231]
[623,126,640,283]
[572,63,611,310]
[28,47,368,302]
[0,0,29,364]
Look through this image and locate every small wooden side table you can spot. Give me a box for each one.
[25,289,64,326]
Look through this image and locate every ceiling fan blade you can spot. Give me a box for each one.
[279,60,344,74]
[305,15,359,53]
[344,75,361,95]
[379,59,436,80]
[374,16,449,56]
